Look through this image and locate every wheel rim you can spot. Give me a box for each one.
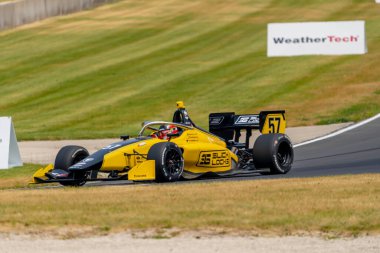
[165,149,183,176]
[277,142,293,167]
[73,153,87,164]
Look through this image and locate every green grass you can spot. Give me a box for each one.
[0,164,38,178]
[0,0,380,140]
[318,102,380,124]
[0,164,41,189]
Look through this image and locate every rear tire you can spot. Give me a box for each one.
[54,145,89,186]
[147,142,184,182]
[253,134,293,175]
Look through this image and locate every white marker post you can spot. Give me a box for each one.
[0,117,23,169]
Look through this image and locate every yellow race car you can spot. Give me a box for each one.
[32,101,294,186]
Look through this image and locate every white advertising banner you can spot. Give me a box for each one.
[267,21,367,57]
[0,117,23,169]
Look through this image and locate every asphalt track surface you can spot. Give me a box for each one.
[289,116,380,179]
[81,114,380,188]
[31,115,379,189]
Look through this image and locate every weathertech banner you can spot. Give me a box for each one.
[267,21,367,57]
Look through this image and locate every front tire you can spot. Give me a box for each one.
[253,134,294,175]
[54,145,89,186]
[147,142,184,182]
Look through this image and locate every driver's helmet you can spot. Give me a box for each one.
[154,124,179,140]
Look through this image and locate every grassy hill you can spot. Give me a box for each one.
[0,0,379,140]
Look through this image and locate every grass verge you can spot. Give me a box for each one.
[0,174,379,237]
[0,164,41,189]
[0,0,380,140]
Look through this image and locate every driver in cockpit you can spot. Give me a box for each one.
[151,124,181,140]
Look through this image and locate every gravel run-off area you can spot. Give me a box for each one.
[0,233,379,253]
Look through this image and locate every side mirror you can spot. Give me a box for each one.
[120,135,130,140]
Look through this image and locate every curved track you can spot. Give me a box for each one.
[288,115,380,178]
[82,114,380,187]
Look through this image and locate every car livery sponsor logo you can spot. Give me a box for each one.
[133,174,147,178]
[209,116,224,125]
[183,111,192,125]
[51,172,69,177]
[71,158,94,168]
[273,35,359,45]
[135,155,143,164]
[197,151,230,167]
[234,115,259,125]
[102,144,122,150]
[73,157,95,167]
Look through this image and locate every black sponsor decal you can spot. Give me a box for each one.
[197,151,230,167]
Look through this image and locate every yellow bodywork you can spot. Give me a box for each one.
[31,164,54,184]
[176,101,185,109]
[31,101,287,184]
[261,113,286,134]
[99,128,238,176]
[172,129,237,174]
[128,160,155,180]
[31,127,238,183]
[101,138,163,171]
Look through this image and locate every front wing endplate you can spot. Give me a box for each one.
[128,160,155,181]
[30,164,54,184]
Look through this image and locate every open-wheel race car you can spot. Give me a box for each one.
[32,101,294,186]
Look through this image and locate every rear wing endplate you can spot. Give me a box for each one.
[209,111,286,147]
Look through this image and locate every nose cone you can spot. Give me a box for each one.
[68,138,149,172]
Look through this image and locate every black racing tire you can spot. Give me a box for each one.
[147,142,184,182]
[253,134,294,175]
[54,145,89,186]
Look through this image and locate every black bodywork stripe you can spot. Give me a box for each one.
[68,137,150,172]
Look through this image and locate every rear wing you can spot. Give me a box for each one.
[209,111,286,147]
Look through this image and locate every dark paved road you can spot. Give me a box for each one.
[81,115,380,187]
[289,115,380,178]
